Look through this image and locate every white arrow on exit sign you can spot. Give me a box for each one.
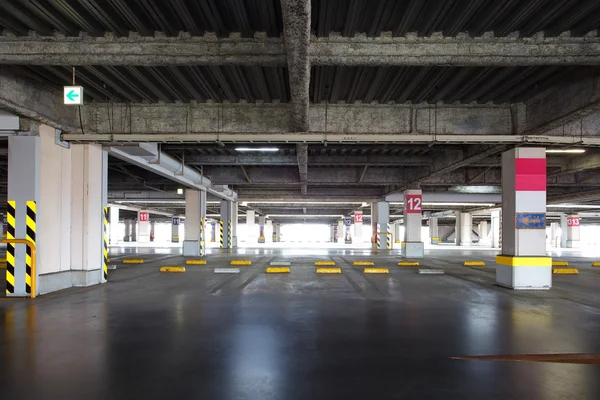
[63,86,83,105]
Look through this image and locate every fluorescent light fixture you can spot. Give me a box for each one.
[235,147,279,152]
[548,204,600,209]
[546,149,586,154]
[422,202,496,207]
[241,201,363,205]
[177,188,184,195]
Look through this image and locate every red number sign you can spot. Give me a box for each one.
[405,194,423,214]
[354,213,363,223]
[567,217,580,227]
[139,211,149,222]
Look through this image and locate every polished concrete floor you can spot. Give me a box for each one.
[2,246,600,399]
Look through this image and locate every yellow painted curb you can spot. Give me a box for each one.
[432,237,440,241]
[593,262,600,267]
[123,259,144,264]
[186,259,207,265]
[266,267,290,273]
[553,268,578,275]
[160,266,185,273]
[398,261,420,266]
[231,260,251,265]
[552,261,569,267]
[364,268,389,274]
[496,256,552,267]
[354,261,375,266]
[464,261,485,266]
[316,267,342,274]
[315,261,336,266]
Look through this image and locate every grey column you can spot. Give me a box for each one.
[231,202,238,248]
[109,207,119,244]
[211,222,216,243]
[478,220,491,246]
[149,221,155,242]
[560,214,568,248]
[336,219,343,243]
[220,200,233,249]
[246,210,255,243]
[491,209,501,248]
[429,217,439,244]
[171,217,180,243]
[459,212,472,246]
[273,223,281,242]
[394,223,401,244]
[566,215,581,248]
[258,216,266,243]
[372,202,390,250]
[124,219,131,242]
[455,212,461,245]
[184,189,205,256]
[130,220,137,242]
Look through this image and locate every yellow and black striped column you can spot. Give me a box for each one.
[219,220,224,248]
[6,200,16,295]
[200,217,205,256]
[25,201,36,295]
[103,206,108,282]
[228,220,232,249]
[386,223,391,249]
[376,223,381,249]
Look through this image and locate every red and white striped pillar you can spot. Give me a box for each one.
[496,148,552,290]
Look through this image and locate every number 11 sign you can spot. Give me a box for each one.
[405,194,422,214]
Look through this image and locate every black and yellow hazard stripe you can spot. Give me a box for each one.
[200,217,205,256]
[219,219,224,248]
[25,201,36,295]
[103,206,108,282]
[386,224,391,249]
[6,200,16,295]
[228,220,232,248]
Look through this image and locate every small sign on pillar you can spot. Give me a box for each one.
[139,211,149,222]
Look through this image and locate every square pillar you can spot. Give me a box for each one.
[459,212,472,246]
[550,222,559,248]
[123,219,131,242]
[220,200,233,249]
[137,211,150,242]
[183,189,206,256]
[372,201,390,250]
[454,211,461,245]
[258,216,266,243]
[429,217,439,244]
[353,211,363,241]
[496,148,551,290]
[130,219,137,242]
[266,219,273,242]
[246,210,255,243]
[491,209,501,248]
[336,220,343,243]
[171,217,180,243]
[109,207,119,244]
[566,215,581,248]
[559,214,567,248]
[273,223,281,242]
[478,220,491,246]
[403,190,424,258]
[394,222,401,243]
[329,223,335,242]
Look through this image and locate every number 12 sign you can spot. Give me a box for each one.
[405,194,422,214]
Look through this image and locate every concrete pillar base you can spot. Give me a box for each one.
[258,237,266,243]
[496,264,551,290]
[183,240,200,256]
[402,242,424,258]
[566,240,580,248]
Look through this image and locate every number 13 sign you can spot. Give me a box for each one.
[405,194,422,214]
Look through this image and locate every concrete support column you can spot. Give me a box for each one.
[220,200,233,249]
[353,211,363,241]
[559,214,567,248]
[478,220,491,246]
[246,210,255,243]
[454,211,461,245]
[273,223,281,242]
[496,148,551,290]
[329,223,335,242]
[336,219,343,243]
[371,202,390,249]
[266,219,273,242]
[171,217,180,243]
[123,219,131,242]
[130,219,137,242]
[183,189,206,256]
[403,190,424,258]
[566,215,581,248]
[394,223,401,244]
[211,222,216,243]
[491,210,501,248]
[459,212,472,246]
[231,202,238,248]
[258,216,266,243]
[6,127,110,296]
[149,221,155,242]
[138,211,150,243]
[429,217,439,244]
[109,207,119,244]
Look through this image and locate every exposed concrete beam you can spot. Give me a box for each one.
[561,153,600,174]
[0,67,79,132]
[358,166,368,183]
[281,0,310,132]
[240,165,251,183]
[526,76,600,136]
[182,154,433,166]
[4,33,600,66]
[296,143,308,195]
